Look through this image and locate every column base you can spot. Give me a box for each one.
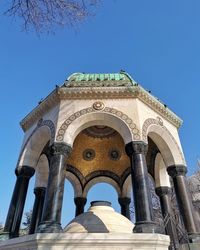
[188,233,200,243]
[133,221,160,233]
[0,232,10,241]
[37,221,62,233]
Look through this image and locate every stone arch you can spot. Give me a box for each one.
[82,176,121,198]
[121,174,132,198]
[18,121,55,169]
[56,105,140,146]
[142,118,185,166]
[154,153,171,188]
[35,154,49,188]
[65,171,83,197]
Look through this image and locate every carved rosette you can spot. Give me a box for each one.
[92,101,105,111]
[167,165,187,178]
[50,142,72,157]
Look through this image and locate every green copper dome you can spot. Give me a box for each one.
[64,71,137,87]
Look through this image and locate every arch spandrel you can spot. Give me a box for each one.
[142,118,185,166]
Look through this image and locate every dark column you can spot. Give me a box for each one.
[125,141,156,233]
[37,142,72,233]
[118,197,131,220]
[167,165,200,242]
[155,186,179,249]
[29,187,46,234]
[74,197,87,217]
[4,166,35,238]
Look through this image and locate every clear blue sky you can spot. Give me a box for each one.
[0,0,200,227]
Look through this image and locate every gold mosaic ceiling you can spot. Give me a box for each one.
[67,126,130,177]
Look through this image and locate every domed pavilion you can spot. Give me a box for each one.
[0,71,199,249]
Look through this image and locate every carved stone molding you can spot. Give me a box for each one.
[56,105,140,141]
[142,117,164,142]
[92,101,105,110]
[142,117,185,163]
[167,165,187,178]
[125,141,148,156]
[50,142,72,157]
[118,197,131,206]
[20,90,59,131]
[155,186,172,197]
[20,84,182,132]
[58,86,182,128]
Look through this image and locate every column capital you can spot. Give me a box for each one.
[74,197,87,206]
[118,197,131,206]
[50,142,72,157]
[17,166,35,178]
[167,165,187,178]
[125,141,148,156]
[155,186,172,197]
[34,187,46,196]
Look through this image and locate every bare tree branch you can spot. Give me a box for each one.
[4,0,101,33]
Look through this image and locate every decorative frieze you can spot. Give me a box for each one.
[56,105,140,141]
[20,90,59,131]
[20,84,182,132]
[142,117,185,163]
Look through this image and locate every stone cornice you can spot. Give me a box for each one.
[58,86,182,128]
[20,89,59,131]
[20,85,183,132]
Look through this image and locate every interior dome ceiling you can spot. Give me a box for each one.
[66,126,130,177]
[83,126,117,139]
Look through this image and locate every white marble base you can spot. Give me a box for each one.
[0,233,170,250]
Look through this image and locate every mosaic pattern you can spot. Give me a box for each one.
[83,149,95,161]
[83,126,117,139]
[142,117,185,162]
[108,148,121,161]
[56,105,140,141]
